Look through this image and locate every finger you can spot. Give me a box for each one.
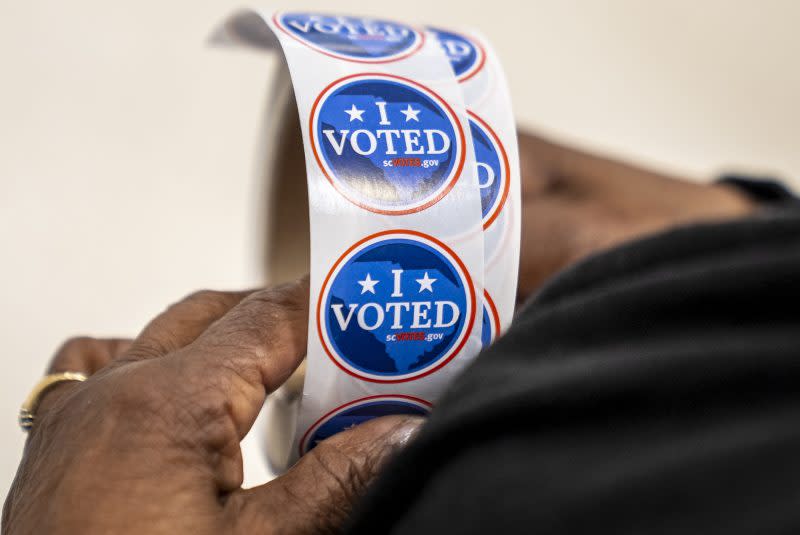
[225,415,424,534]
[36,337,133,415]
[48,336,133,375]
[168,277,310,440]
[125,288,257,360]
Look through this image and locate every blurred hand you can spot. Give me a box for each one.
[517,131,756,298]
[2,279,422,535]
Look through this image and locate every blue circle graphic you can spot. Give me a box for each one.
[430,28,480,79]
[314,77,461,212]
[323,236,470,380]
[469,118,505,222]
[278,13,420,61]
[305,398,429,453]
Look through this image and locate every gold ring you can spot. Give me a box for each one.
[19,372,88,432]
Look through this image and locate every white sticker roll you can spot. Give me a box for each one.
[212,10,519,472]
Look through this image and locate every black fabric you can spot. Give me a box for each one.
[719,174,798,205]
[347,211,800,535]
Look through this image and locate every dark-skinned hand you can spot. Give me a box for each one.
[2,130,755,535]
[2,279,422,534]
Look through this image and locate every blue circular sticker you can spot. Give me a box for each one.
[430,27,485,81]
[318,231,475,382]
[311,74,465,214]
[469,113,509,228]
[275,12,423,62]
[301,396,431,454]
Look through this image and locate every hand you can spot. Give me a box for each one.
[3,279,422,534]
[517,132,756,298]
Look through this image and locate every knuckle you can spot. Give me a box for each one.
[103,363,182,434]
[184,288,221,304]
[304,445,368,528]
[107,361,168,413]
[106,360,237,449]
[250,284,308,325]
[168,360,240,446]
[256,279,308,312]
[178,289,235,315]
[305,441,367,502]
[182,392,236,449]
[224,286,307,344]
[119,341,163,361]
[181,369,231,418]
[219,278,308,326]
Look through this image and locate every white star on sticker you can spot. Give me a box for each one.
[400,104,421,122]
[416,272,437,293]
[357,273,379,294]
[344,104,365,122]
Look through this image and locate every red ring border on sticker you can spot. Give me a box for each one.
[316,229,476,384]
[308,72,467,215]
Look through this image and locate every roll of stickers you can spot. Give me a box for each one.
[213,10,520,472]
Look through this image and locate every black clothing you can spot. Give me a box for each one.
[348,204,800,534]
[719,174,798,205]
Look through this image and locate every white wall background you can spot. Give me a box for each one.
[1,0,798,502]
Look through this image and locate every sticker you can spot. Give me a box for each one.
[481,289,501,348]
[430,27,486,82]
[300,395,431,455]
[318,230,476,383]
[469,111,510,229]
[310,73,465,215]
[214,8,520,471]
[274,12,424,63]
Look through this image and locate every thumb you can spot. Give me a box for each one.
[226,415,423,534]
